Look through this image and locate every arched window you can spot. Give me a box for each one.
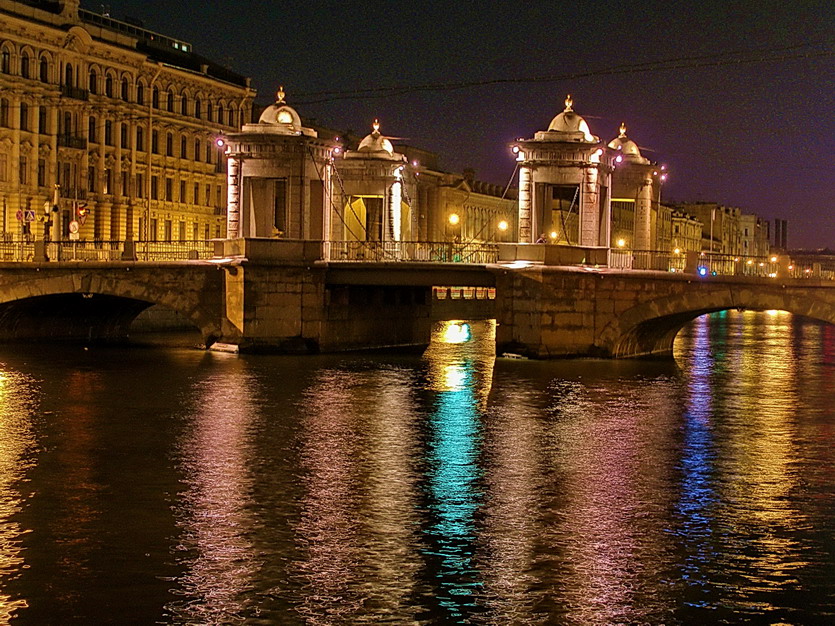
[64,63,73,86]
[105,75,113,97]
[88,115,97,142]
[88,68,97,93]
[39,56,48,82]
[194,98,201,119]
[229,109,236,128]
[121,77,129,100]
[62,111,72,136]
[207,101,213,123]
[217,102,225,126]
[20,52,29,79]
[167,89,175,113]
[152,87,159,108]
[180,92,189,116]
[166,132,173,156]
[136,82,144,105]
[0,49,10,74]
[194,138,201,161]
[180,134,187,158]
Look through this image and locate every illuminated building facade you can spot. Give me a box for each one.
[511,96,615,246]
[0,0,254,241]
[670,209,703,254]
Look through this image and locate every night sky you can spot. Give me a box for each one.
[96,1,833,248]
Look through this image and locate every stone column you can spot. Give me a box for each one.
[634,178,653,250]
[226,154,240,238]
[518,165,532,242]
[579,168,599,247]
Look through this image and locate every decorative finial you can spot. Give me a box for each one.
[276,86,286,104]
[564,94,573,112]
[619,122,627,138]
[372,118,380,133]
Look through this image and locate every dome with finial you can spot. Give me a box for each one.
[255,86,315,136]
[345,119,404,161]
[607,122,649,164]
[547,95,597,142]
[357,119,395,154]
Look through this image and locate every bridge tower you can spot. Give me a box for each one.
[511,95,615,246]
[333,120,417,242]
[223,87,339,240]
[608,123,660,251]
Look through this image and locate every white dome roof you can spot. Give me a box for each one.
[548,95,596,142]
[608,123,649,163]
[357,120,394,154]
[254,87,311,135]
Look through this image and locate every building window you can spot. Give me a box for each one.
[204,224,210,240]
[19,102,29,131]
[179,180,186,203]
[104,169,112,194]
[88,69,97,93]
[64,63,73,87]
[151,175,158,200]
[20,52,29,79]
[136,127,144,151]
[88,115,97,142]
[136,173,144,198]
[37,159,46,187]
[205,184,211,206]
[194,98,201,119]
[121,170,129,195]
[167,89,175,113]
[19,156,28,185]
[181,92,189,116]
[218,104,225,126]
[150,218,158,241]
[194,139,201,162]
[38,106,46,134]
[105,75,113,97]
[0,99,8,127]
[120,123,128,148]
[152,130,159,154]
[0,50,10,74]
[165,177,173,201]
[164,219,172,240]
[180,135,187,158]
[192,223,199,240]
[152,87,159,109]
[193,183,199,204]
[179,221,186,240]
[88,165,96,193]
[205,143,211,163]
[207,101,213,122]
[166,132,173,156]
[121,78,129,101]
[104,120,113,146]
[39,57,49,82]
[136,83,144,105]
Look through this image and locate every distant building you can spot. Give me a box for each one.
[739,214,770,257]
[670,209,702,254]
[672,202,743,255]
[0,0,255,241]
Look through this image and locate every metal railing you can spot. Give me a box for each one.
[0,238,216,262]
[327,240,499,264]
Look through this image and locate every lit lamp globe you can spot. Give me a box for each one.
[448,213,460,226]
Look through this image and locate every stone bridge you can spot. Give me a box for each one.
[0,250,832,358]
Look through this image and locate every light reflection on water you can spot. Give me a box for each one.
[0,312,829,622]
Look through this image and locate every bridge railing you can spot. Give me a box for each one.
[0,239,217,262]
[326,240,499,264]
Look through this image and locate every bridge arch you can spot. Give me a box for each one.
[0,273,221,345]
[598,286,835,358]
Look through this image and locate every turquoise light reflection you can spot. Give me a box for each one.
[422,321,493,621]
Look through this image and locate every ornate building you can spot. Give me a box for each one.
[0,0,254,242]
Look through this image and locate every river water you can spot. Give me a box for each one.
[0,311,831,624]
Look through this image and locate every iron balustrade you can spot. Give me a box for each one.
[326,240,499,264]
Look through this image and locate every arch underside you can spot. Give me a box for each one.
[604,288,835,358]
[0,275,220,345]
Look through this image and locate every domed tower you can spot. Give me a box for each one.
[223,87,339,239]
[333,119,416,242]
[511,95,615,246]
[608,122,658,251]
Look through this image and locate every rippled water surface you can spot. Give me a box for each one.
[0,311,832,623]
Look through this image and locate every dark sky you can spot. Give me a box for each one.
[95,1,833,248]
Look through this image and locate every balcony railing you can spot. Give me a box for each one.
[0,239,216,263]
[57,134,88,149]
[60,84,89,101]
